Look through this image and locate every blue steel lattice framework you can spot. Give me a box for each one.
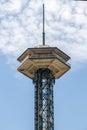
[33,69,55,130]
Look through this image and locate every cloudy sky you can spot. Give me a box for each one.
[0,0,87,130]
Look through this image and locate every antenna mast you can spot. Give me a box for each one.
[43,4,45,46]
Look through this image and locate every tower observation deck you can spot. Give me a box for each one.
[17,45,70,130]
[17,4,71,130]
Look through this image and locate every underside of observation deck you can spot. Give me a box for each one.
[17,46,71,79]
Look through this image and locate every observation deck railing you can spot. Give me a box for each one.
[29,54,71,67]
[19,53,71,67]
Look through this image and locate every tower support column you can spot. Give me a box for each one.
[33,69,55,130]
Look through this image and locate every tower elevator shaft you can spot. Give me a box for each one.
[33,69,55,130]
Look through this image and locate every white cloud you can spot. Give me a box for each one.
[0,0,87,70]
[45,0,59,13]
[0,0,29,17]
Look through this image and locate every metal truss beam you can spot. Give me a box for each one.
[33,69,55,130]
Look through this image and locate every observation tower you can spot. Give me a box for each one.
[17,4,71,130]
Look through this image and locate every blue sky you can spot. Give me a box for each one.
[0,0,87,130]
